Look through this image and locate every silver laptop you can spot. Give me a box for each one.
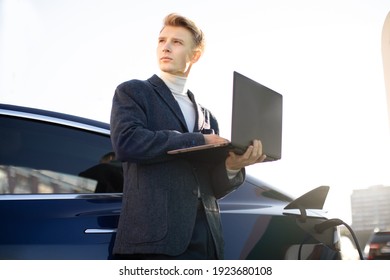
[168,71,283,162]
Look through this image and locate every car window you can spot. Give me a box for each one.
[0,115,123,194]
[371,232,390,243]
[0,165,96,194]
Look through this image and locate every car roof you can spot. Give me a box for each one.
[370,231,390,243]
[0,103,110,135]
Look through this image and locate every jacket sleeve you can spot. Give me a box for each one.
[110,80,205,164]
[211,161,245,199]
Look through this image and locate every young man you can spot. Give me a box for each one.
[110,13,266,260]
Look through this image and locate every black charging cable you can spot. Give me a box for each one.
[314,218,364,260]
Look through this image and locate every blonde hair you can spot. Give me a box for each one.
[162,13,205,52]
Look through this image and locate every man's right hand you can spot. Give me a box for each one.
[203,134,229,145]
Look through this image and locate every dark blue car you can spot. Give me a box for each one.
[0,103,344,259]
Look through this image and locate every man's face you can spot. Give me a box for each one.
[157,26,198,77]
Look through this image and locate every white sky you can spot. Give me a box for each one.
[1,0,390,224]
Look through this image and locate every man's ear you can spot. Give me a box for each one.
[191,49,202,63]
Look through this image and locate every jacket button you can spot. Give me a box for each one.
[192,189,198,196]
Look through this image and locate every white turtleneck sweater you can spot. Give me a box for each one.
[159,72,240,180]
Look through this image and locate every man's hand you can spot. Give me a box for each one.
[203,135,266,169]
[203,134,229,145]
[225,139,266,170]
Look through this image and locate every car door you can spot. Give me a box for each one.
[0,114,122,259]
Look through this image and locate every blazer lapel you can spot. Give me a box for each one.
[148,75,189,132]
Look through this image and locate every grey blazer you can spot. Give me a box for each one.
[110,75,245,259]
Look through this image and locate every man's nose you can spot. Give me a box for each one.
[162,42,171,52]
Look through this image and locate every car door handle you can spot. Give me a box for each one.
[84,228,117,234]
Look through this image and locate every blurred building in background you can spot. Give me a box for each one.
[351,185,390,232]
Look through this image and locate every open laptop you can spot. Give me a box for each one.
[167,71,283,162]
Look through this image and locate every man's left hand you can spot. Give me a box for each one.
[225,139,266,170]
